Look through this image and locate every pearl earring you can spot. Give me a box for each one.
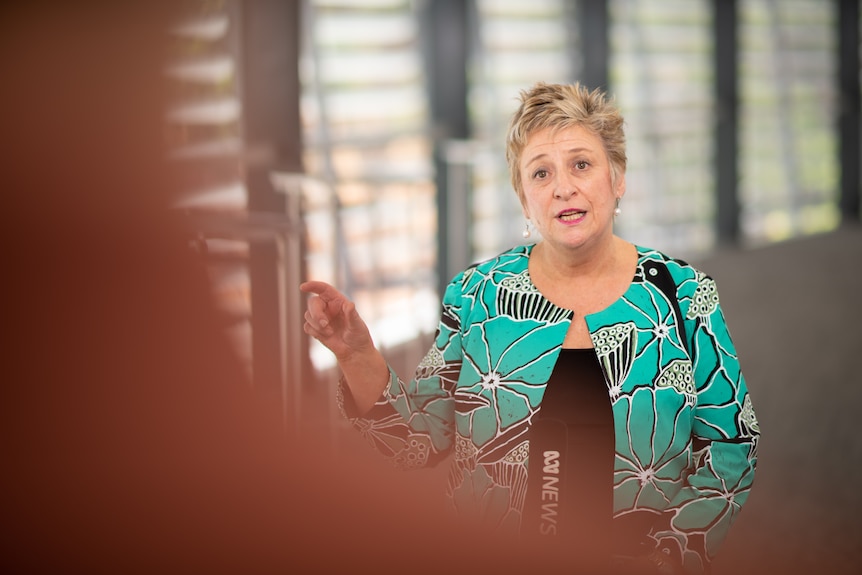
[522,221,531,239]
[614,198,622,216]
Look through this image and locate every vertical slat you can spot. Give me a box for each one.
[422,0,472,297]
[579,0,610,91]
[715,0,739,246]
[839,0,861,224]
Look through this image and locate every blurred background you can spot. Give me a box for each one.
[2,0,859,573]
[165,0,858,433]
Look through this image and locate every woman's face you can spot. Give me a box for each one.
[519,124,624,252]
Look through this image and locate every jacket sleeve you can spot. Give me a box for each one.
[649,269,760,574]
[336,270,469,470]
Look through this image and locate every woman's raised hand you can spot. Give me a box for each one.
[300,281,388,414]
[300,281,376,362]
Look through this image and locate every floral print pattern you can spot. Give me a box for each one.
[340,245,758,574]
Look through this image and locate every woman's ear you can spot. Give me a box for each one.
[614,173,627,200]
[519,193,530,220]
[516,188,528,217]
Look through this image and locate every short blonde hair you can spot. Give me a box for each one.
[506,82,626,204]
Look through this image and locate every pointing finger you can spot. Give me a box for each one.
[300,281,342,303]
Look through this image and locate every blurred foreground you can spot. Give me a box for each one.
[0,3,600,573]
[2,3,858,574]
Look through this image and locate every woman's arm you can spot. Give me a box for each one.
[302,272,469,468]
[652,270,760,574]
[301,281,389,415]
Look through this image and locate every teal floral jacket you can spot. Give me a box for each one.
[340,244,759,573]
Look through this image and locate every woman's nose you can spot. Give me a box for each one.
[554,175,576,199]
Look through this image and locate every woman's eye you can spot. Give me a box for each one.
[533,169,548,179]
[575,161,588,170]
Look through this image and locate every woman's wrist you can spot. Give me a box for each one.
[338,351,389,415]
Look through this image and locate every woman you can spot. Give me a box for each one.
[301,82,759,574]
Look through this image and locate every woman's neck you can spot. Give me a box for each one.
[532,235,628,282]
[527,235,638,322]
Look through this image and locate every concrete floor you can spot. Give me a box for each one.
[689,223,862,575]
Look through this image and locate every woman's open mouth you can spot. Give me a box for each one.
[557,209,586,222]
